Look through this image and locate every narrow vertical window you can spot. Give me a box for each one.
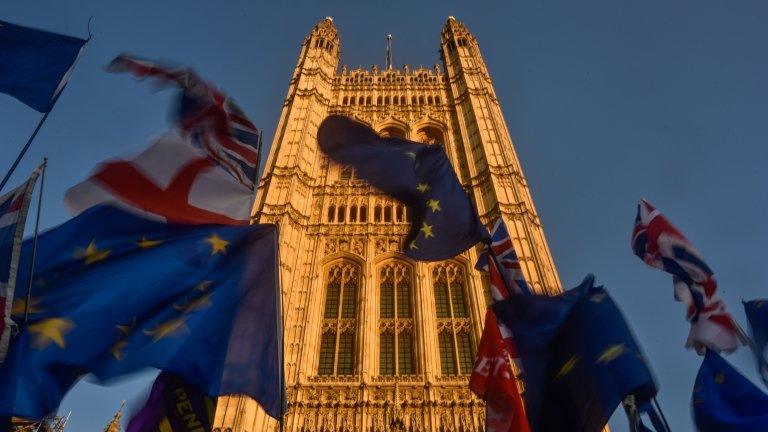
[374,206,382,222]
[439,332,457,375]
[379,263,415,375]
[350,205,358,223]
[384,206,392,223]
[433,263,473,375]
[337,206,346,223]
[327,205,336,223]
[360,206,367,222]
[319,263,359,376]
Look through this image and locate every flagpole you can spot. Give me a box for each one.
[22,158,46,326]
[0,28,90,194]
[274,226,286,432]
[0,111,53,193]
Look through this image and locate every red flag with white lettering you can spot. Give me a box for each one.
[470,310,530,432]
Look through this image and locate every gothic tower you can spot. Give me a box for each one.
[214,17,561,432]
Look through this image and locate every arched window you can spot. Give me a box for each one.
[366,96,371,105]
[350,205,358,223]
[433,262,473,375]
[400,96,406,105]
[427,96,434,105]
[394,96,399,105]
[384,96,390,105]
[327,205,336,223]
[412,96,417,105]
[384,206,392,223]
[360,206,368,223]
[337,206,346,223]
[350,97,356,105]
[374,205,382,222]
[419,96,425,105]
[377,96,382,105]
[318,263,359,376]
[358,96,364,105]
[396,206,404,223]
[435,96,441,105]
[342,96,348,105]
[379,262,414,375]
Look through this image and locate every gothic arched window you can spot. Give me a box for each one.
[379,262,414,375]
[374,205,382,222]
[360,206,368,223]
[433,262,474,375]
[350,205,358,223]
[384,206,392,223]
[396,206,404,223]
[327,205,336,223]
[318,263,360,376]
[337,206,346,223]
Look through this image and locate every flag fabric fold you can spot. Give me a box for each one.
[0,20,86,112]
[692,349,768,431]
[106,54,261,190]
[631,199,741,353]
[743,300,768,388]
[493,275,658,432]
[0,167,41,364]
[127,372,215,432]
[318,115,489,261]
[0,205,283,420]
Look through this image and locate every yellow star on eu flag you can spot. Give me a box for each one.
[29,317,75,349]
[135,235,164,249]
[408,240,419,250]
[427,199,441,213]
[76,240,111,265]
[420,222,434,239]
[143,315,190,343]
[111,317,137,361]
[553,355,579,381]
[204,233,229,255]
[12,297,43,318]
[416,183,430,193]
[174,293,213,313]
[597,343,628,364]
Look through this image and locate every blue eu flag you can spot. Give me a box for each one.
[318,115,489,261]
[692,349,768,431]
[0,205,283,420]
[0,20,86,112]
[493,275,658,432]
[744,300,768,388]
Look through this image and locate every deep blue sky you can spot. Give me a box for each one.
[2,1,768,431]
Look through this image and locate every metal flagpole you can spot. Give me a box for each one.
[0,27,90,193]
[0,111,53,193]
[274,226,286,432]
[22,158,46,326]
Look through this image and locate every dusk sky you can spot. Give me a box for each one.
[2,1,768,430]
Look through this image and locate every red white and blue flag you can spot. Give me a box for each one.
[470,218,531,432]
[0,167,41,363]
[106,54,261,191]
[65,55,261,225]
[475,219,531,357]
[631,199,742,353]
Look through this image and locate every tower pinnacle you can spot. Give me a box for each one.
[386,34,393,70]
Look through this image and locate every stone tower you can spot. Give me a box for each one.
[214,16,561,432]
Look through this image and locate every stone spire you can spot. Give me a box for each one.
[103,401,124,432]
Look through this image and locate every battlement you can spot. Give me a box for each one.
[334,64,445,85]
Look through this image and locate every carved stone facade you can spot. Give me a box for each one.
[214,16,561,432]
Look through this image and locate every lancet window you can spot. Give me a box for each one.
[433,262,474,375]
[379,262,415,375]
[318,263,359,376]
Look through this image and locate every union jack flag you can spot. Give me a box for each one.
[0,166,41,364]
[106,54,261,190]
[631,199,742,353]
[471,218,532,432]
